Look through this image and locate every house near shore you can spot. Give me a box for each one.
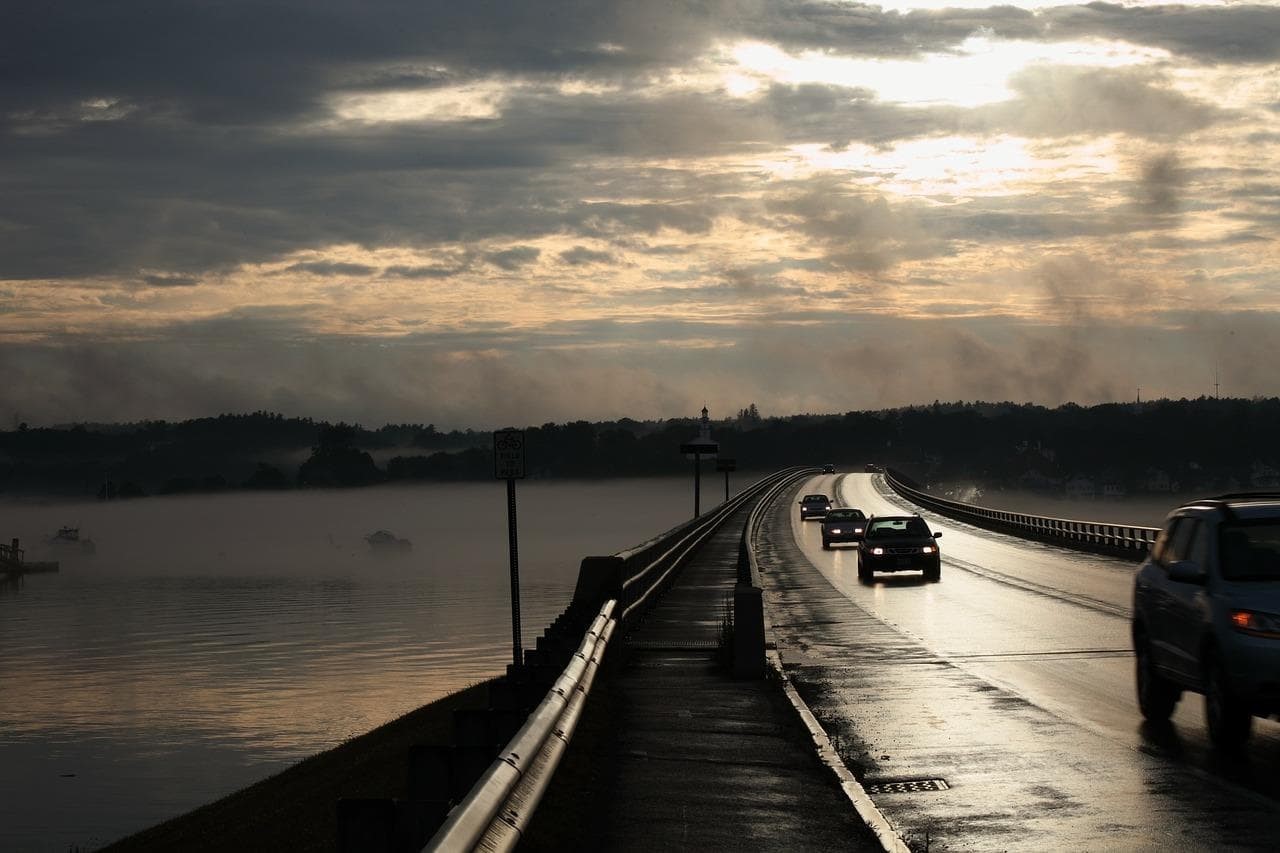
[1144,468,1172,493]
[1065,475,1096,499]
[1251,462,1280,489]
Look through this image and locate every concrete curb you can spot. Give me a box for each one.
[756,481,913,853]
[764,648,912,853]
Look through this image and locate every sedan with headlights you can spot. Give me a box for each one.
[799,493,833,521]
[821,508,867,549]
[857,515,942,582]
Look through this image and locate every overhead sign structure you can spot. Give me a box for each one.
[494,428,526,480]
[493,428,526,668]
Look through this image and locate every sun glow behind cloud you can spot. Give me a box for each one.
[725,36,1172,106]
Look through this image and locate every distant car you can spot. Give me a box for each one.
[857,515,941,581]
[864,463,880,473]
[822,463,836,474]
[799,493,833,520]
[1132,494,1280,749]
[822,508,867,549]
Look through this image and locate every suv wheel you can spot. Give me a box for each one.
[822,537,831,550]
[857,557,872,582]
[1204,652,1252,749]
[1134,631,1179,721]
[924,563,940,582]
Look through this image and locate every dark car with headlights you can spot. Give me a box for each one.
[799,493,832,520]
[857,515,941,582]
[1132,494,1280,749]
[822,508,867,549]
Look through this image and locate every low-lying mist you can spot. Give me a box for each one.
[4,476,697,582]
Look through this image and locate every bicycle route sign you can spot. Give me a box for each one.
[493,429,526,480]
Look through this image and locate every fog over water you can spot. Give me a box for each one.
[0,476,698,852]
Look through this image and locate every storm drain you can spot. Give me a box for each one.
[626,639,719,650]
[863,778,950,795]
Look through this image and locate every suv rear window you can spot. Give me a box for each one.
[1220,522,1280,581]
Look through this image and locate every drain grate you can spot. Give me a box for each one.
[625,639,719,650]
[863,778,949,795]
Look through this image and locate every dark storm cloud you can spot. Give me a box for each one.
[283,261,378,277]
[0,0,1249,283]
[485,246,541,270]
[559,246,616,266]
[140,273,200,288]
[765,176,950,272]
[1043,3,1280,64]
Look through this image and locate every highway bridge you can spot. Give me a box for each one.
[346,469,1280,852]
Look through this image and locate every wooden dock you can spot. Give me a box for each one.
[1,538,59,578]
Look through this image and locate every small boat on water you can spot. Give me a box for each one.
[46,527,97,554]
[365,530,412,555]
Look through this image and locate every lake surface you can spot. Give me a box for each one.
[0,477,701,851]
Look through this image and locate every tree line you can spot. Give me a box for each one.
[3,398,1279,498]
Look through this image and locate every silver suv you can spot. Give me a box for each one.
[1132,494,1280,748]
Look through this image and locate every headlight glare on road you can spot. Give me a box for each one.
[871,547,884,555]
[1230,609,1280,638]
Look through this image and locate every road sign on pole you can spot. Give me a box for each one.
[494,429,526,668]
[494,429,526,479]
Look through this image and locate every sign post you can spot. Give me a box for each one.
[494,429,526,668]
[716,457,737,502]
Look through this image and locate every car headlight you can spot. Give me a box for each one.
[870,547,884,555]
[1230,609,1280,639]
[921,545,935,554]
[829,528,841,534]
[854,527,864,534]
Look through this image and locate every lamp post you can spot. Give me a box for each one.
[716,457,736,502]
[680,406,719,518]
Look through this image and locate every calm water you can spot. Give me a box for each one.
[0,477,698,851]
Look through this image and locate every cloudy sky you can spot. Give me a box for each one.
[3,1,1278,428]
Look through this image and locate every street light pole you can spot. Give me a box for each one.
[680,406,718,520]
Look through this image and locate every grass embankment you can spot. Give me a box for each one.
[102,681,494,853]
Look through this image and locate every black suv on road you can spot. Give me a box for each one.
[857,515,941,582]
[1133,494,1280,749]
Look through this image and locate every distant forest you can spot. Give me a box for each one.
[3,398,1280,499]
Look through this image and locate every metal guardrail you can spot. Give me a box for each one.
[422,466,809,853]
[882,469,1159,561]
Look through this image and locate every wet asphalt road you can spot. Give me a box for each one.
[759,473,1280,851]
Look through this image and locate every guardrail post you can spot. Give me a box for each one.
[732,582,766,679]
[567,556,625,623]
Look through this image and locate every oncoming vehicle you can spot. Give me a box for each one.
[1132,494,1280,749]
[822,508,866,549]
[857,515,941,582]
[799,494,832,521]
[822,463,836,474]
